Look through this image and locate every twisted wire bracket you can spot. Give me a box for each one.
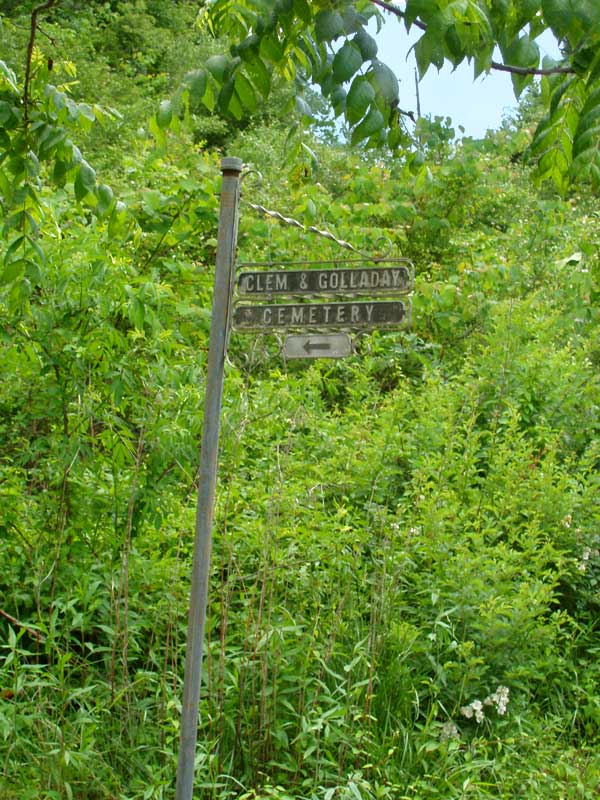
[240,168,263,188]
[244,201,394,260]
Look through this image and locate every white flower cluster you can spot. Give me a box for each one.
[440,721,460,741]
[461,685,510,723]
[485,685,510,715]
[461,698,485,722]
[578,547,599,572]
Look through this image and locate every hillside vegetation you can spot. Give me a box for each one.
[0,3,599,799]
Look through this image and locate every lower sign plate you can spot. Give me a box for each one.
[233,300,408,330]
[284,333,352,359]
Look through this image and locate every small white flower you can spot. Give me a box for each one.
[440,721,460,741]
[485,686,510,715]
[461,700,485,722]
[471,700,485,723]
[578,547,592,572]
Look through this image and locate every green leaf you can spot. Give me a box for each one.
[234,72,257,112]
[108,200,128,239]
[25,234,45,267]
[314,9,345,42]
[3,235,25,264]
[53,159,69,186]
[351,107,385,144]
[572,87,600,177]
[24,247,43,279]
[346,77,376,124]
[205,54,230,83]
[586,50,600,88]
[244,53,271,98]
[293,0,312,24]
[503,34,540,96]
[409,150,426,173]
[49,86,67,113]
[387,120,405,149]
[236,34,261,59]
[0,59,19,93]
[96,183,114,217]
[295,95,313,119]
[80,160,96,189]
[414,33,445,78]
[414,164,433,196]
[332,42,363,83]
[331,86,347,116]
[156,100,173,130]
[503,34,540,69]
[340,5,364,35]
[572,44,598,76]
[405,0,435,30]
[353,28,378,61]
[78,103,96,123]
[129,296,145,330]
[184,69,208,105]
[253,16,274,40]
[26,151,40,178]
[300,141,318,168]
[529,74,586,194]
[0,100,16,126]
[218,78,235,114]
[550,76,577,115]
[38,124,67,157]
[0,258,26,285]
[474,46,493,79]
[444,27,463,67]
[74,160,96,201]
[369,60,399,104]
[542,0,598,40]
[260,34,285,63]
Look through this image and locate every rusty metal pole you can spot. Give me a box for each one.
[175,157,243,800]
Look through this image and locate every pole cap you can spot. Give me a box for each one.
[221,157,243,173]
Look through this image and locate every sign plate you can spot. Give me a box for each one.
[237,266,413,296]
[233,300,409,331]
[284,333,352,359]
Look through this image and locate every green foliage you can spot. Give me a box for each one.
[1,3,600,800]
[187,0,600,191]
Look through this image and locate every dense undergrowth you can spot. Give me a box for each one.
[1,3,599,799]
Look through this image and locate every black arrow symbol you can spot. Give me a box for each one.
[303,339,332,353]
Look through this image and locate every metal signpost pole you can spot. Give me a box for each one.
[175,157,243,800]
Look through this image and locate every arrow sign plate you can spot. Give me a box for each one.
[284,333,352,359]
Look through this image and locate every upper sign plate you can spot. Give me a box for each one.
[237,266,413,296]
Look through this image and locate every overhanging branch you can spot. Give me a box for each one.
[371,0,427,31]
[368,0,575,77]
[489,60,573,76]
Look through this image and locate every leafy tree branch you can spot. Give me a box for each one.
[370,0,426,31]
[489,60,573,77]
[24,0,57,126]
[369,0,575,77]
